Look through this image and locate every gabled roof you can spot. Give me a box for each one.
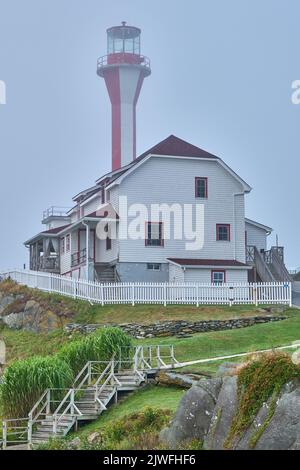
[168,258,250,268]
[245,218,273,234]
[106,135,251,193]
[135,135,218,162]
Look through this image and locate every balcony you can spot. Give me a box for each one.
[42,206,71,223]
[97,54,151,77]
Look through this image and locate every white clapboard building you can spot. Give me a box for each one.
[24,23,291,284]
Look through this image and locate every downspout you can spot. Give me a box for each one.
[82,221,89,280]
[233,192,245,261]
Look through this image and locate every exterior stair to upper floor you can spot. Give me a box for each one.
[246,246,292,283]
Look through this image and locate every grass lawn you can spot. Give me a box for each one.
[73,303,268,324]
[72,385,184,438]
[1,307,299,365]
[0,328,76,363]
[135,307,300,373]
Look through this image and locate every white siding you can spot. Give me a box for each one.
[96,237,118,263]
[82,193,101,216]
[60,233,72,274]
[184,268,248,283]
[245,222,268,252]
[116,157,246,264]
[169,263,184,282]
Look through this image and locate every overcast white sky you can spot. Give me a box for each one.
[0,0,299,268]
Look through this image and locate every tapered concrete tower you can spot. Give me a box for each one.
[97,22,151,171]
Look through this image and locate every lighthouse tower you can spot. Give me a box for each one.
[97,22,151,171]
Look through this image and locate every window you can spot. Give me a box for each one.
[145,222,164,247]
[147,263,161,271]
[216,224,231,241]
[195,177,208,198]
[61,238,65,254]
[211,270,226,284]
[66,234,70,252]
[105,224,112,250]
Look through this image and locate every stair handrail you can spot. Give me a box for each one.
[95,359,122,408]
[73,361,92,390]
[253,247,275,282]
[2,417,29,450]
[270,247,293,282]
[52,389,82,434]
[28,388,51,429]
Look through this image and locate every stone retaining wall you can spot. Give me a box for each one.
[64,315,287,339]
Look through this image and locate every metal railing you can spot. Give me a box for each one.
[97,54,150,70]
[42,206,71,220]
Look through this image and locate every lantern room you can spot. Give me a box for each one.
[107,22,141,55]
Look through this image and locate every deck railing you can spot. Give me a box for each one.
[0,269,292,306]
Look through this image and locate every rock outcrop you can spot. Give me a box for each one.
[160,363,300,450]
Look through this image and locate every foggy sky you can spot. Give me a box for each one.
[0,0,299,269]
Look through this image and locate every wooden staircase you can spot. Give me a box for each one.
[2,345,179,449]
[94,264,117,283]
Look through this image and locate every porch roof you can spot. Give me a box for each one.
[168,258,252,269]
[24,204,119,245]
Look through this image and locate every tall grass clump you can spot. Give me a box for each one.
[0,356,74,419]
[57,327,132,376]
[225,352,300,448]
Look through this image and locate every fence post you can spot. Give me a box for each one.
[196,284,199,307]
[28,416,32,448]
[163,283,167,307]
[132,284,135,306]
[101,283,104,306]
[73,278,76,299]
[71,389,75,415]
[46,389,51,415]
[289,282,292,307]
[88,362,92,385]
[254,283,258,306]
[2,421,7,450]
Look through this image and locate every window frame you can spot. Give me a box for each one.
[66,234,70,252]
[195,177,208,199]
[211,270,226,284]
[105,224,112,251]
[145,222,164,247]
[61,237,65,255]
[216,224,231,242]
[147,263,161,271]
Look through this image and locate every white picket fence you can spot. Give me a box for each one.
[0,269,292,307]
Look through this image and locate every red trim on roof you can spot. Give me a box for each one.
[167,258,249,267]
[42,224,71,235]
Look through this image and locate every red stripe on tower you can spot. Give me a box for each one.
[97,22,151,170]
[103,69,122,171]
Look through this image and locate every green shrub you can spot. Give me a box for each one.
[225,352,300,448]
[0,356,74,419]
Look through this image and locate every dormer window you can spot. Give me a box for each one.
[195,177,208,198]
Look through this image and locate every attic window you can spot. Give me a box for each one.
[195,177,208,198]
